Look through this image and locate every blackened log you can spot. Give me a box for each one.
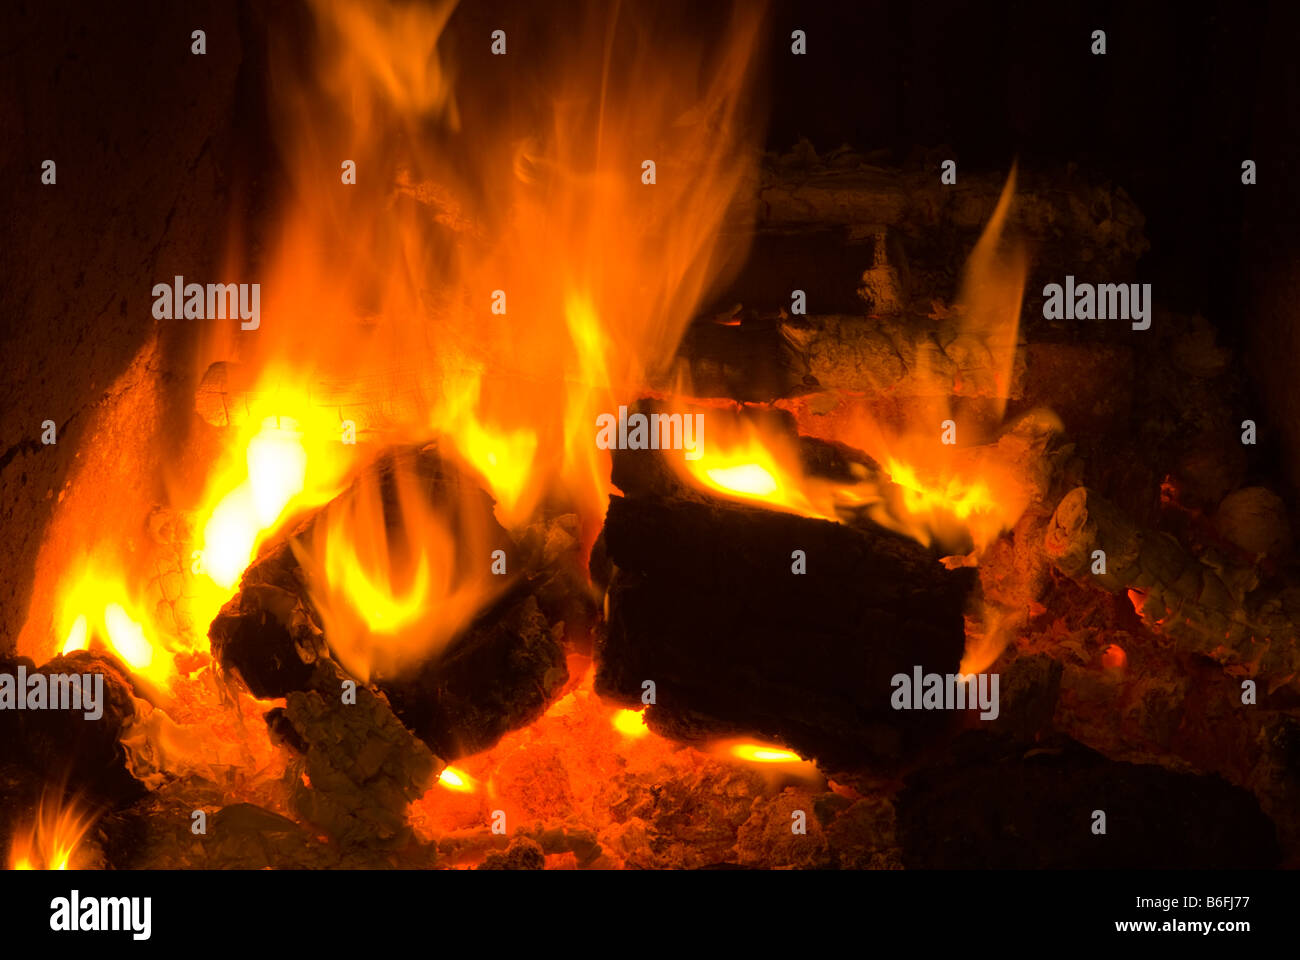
[208,443,568,758]
[0,652,145,809]
[597,492,975,770]
[377,591,567,761]
[897,732,1279,869]
[209,442,519,698]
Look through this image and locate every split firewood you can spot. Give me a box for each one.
[1044,486,1300,684]
[195,360,434,431]
[780,313,1027,400]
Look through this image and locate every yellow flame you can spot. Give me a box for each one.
[60,615,88,656]
[295,454,505,681]
[199,416,309,591]
[438,766,475,793]
[49,565,172,686]
[611,708,648,738]
[731,744,802,763]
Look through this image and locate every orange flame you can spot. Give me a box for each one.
[611,707,649,739]
[437,766,476,793]
[291,454,506,681]
[9,791,97,871]
[711,739,821,783]
[679,168,1033,557]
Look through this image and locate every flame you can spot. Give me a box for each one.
[60,615,88,656]
[678,168,1032,558]
[9,791,97,871]
[680,421,836,518]
[437,766,476,793]
[50,563,172,687]
[611,707,649,738]
[845,166,1030,551]
[292,453,505,681]
[711,739,821,782]
[228,0,765,544]
[731,744,802,763]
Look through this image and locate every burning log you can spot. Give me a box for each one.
[0,652,145,809]
[379,591,566,761]
[1044,486,1300,685]
[597,491,975,770]
[208,444,569,758]
[897,732,1279,868]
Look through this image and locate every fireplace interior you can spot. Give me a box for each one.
[2,0,1299,872]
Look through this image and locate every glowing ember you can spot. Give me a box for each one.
[1101,644,1128,671]
[732,744,802,763]
[438,767,475,793]
[611,708,649,738]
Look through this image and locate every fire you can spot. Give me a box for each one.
[731,744,802,763]
[611,707,649,738]
[676,167,1034,561]
[681,422,837,519]
[713,739,821,782]
[437,767,475,793]
[9,791,97,871]
[50,564,171,687]
[245,0,764,541]
[291,453,506,681]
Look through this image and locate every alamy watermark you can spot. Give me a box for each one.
[0,665,104,720]
[50,891,151,940]
[891,666,1000,720]
[1042,275,1151,331]
[152,275,260,330]
[595,405,704,460]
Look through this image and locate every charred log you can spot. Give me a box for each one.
[208,444,569,759]
[378,590,567,761]
[0,651,145,809]
[597,491,975,771]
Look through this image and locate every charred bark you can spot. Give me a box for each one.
[597,491,975,771]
